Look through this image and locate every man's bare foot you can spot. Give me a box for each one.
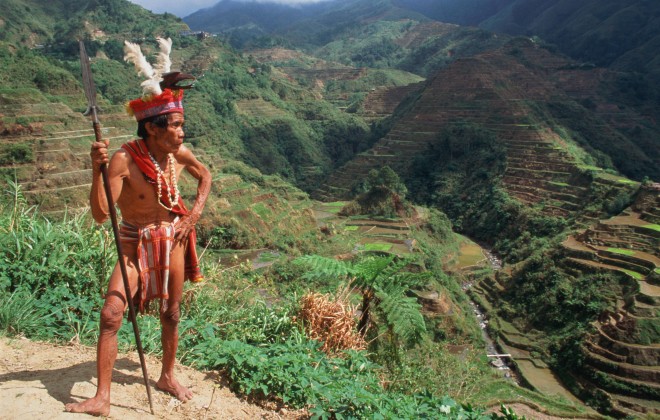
[156,376,193,402]
[65,396,111,417]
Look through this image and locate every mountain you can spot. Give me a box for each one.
[188,0,660,110]
[316,38,652,210]
[398,0,660,109]
[184,0,326,40]
[394,0,660,69]
[186,0,430,49]
[0,0,186,48]
[188,0,659,181]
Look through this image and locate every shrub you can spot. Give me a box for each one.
[0,143,33,165]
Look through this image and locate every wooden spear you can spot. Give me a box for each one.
[79,40,155,415]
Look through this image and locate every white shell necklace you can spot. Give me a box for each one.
[149,152,180,211]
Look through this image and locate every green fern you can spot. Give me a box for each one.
[353,255,395,286]
[295,253,431,347]
[293,254,356,280]
[375,284,426,345]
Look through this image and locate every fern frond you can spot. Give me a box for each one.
[293,255,354,281]
[353,255,394,284]
[380,271,433,293]
[375,285,426,346]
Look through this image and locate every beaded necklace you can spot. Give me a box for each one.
[148,152,180,211]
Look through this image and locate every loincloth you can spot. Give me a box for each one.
[120,218,203,312]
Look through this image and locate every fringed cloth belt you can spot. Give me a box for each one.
[119,218,202,312]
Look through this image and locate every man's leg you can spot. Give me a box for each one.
[65,254,139,415]
[155,242,193,401]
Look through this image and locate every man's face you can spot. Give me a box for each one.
[151,112,185,154]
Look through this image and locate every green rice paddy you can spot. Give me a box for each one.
[642,224,660,232]
[607,248,635,256]
[363,243,392,252]
[621,269,644,280]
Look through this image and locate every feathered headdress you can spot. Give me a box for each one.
[123,38,195,121]
[123,37,172,98]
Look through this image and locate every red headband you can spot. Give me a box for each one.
[127,89,184,121]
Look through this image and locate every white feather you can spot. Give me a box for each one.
[141,79,162,97]
[124,41,162,97]
[154,37,172,75]
[123,41,154,79]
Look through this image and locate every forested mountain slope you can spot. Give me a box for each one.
[397,0,660,117]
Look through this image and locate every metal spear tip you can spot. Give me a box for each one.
[160,71,196,90]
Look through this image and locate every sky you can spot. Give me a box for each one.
[128,0,332,18]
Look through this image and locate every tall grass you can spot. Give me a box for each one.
[0,181,108,342]
[0,290,45,336]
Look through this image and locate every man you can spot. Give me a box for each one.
[66,58,211,415]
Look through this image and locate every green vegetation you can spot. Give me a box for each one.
[642,224,660,233]
[546,99,657,181]
[363,243,392,252]
[606,248,635,256]
[0,143,33,165]
[294,254,429,343]
[635,318,660,346]
[408,122,568,261]
[342,166,413,219]
[0,185,530,418]
[620,269,643,280]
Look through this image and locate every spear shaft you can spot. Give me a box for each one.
[79,40,154,415]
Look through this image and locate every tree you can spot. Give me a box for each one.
[347,166,411,218]
[293,254,430,347]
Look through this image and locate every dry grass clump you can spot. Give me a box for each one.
[299,287,366,355]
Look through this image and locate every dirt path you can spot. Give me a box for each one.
[0,336,302,420]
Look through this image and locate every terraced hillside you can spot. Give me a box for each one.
[312,201,417,256]
[469,184,659,417]
[360,82,424,118]
[315,39,648,220]
[560,184,660,417]
[199,170,318,251]
[0,96,135,215]
[249,47,425,112]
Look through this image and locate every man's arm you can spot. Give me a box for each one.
[174,145,212,242]
[89,140,129,224]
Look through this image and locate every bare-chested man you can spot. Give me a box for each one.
[65,88,211,415]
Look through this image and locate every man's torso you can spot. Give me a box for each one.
[115,148,184,227]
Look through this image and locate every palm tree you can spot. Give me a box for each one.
[293,254,430,346]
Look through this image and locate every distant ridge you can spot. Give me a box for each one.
[315,38,656,205]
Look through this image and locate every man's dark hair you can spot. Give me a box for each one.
[137,114,170,140]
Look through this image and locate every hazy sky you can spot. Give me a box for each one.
[128,0,332,18]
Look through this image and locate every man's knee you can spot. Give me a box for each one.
[100,300,124,331]
[161,302,181,324]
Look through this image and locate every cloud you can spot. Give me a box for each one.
[128,0,333,18]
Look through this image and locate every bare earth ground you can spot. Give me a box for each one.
[0,336,593,420]
[0,336,303,420]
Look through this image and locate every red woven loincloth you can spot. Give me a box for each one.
[120,219,202,312]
